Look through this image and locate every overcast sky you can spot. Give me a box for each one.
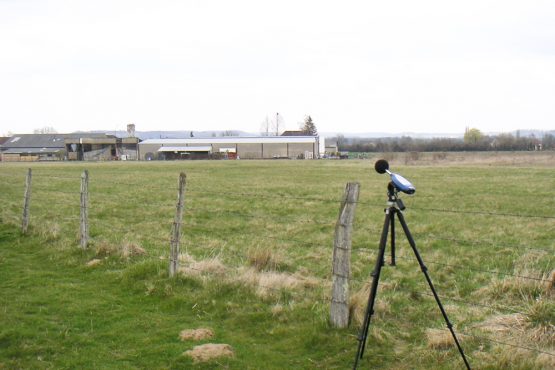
[1,0,554,136]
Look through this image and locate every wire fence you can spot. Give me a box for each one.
[1,170,553,361]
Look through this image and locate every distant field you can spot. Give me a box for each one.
[1,154,554,369]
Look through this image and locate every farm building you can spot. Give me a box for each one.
[138,136,320,160]
[0,133,139,161]
[65,137,139,161]
[0,134,68,161]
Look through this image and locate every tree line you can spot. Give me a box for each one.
[331,129,555,152]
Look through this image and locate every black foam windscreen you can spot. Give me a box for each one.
[374,159,389,174]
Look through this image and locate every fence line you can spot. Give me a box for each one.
[9,186,552,286]
[414,235,555,255]
[459,331,555,357]
[184,207,336,226]
[417,292,527,315]
[5,170,554,362]
[4,173,555,220]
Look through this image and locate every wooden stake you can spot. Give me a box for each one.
[21,168,32,234]
[80,170,89,249]
[169,172,186,277]
[330,182,360,328]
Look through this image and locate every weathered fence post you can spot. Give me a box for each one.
[169,172,186,277]
[80,170,89,249]
[21,168,32,234]
[330,182,360,328]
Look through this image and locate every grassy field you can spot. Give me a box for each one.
[0,155,554,369]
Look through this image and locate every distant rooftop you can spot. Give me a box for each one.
[281,130,307,136]
[140,136,318,145]
[0,133,115,149]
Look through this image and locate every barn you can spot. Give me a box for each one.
[138,136,320,160]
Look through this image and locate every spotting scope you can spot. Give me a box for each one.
[374,159,416,195]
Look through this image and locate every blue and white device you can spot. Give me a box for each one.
[374,159,416,195]
[389,172,416,194]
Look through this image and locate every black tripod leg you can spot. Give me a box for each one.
[353,208,391,369]
[390,210,396,266]
[395,211,471,370]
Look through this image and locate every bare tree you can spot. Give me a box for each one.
[221,130,237,137]
[260,116,271,136]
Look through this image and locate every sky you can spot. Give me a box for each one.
[1,0,554,136]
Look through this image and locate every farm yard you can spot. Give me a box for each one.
[0,153,554,369]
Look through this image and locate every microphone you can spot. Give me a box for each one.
[374,159,416,195]
[374,159,389,174]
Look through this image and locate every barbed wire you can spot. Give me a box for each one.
[413,258,550,283]
[360,252,551,283]
[28,174,82,180]
[183,207,336,226]
[188,225,329,249]
[413,235,555,255]
[408,206,555,220]
[459,331,555,357]
[7,172,555,220]
[417,292,526,315]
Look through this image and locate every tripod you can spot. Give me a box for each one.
[353,183,471,369]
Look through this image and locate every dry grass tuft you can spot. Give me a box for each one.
[86,259,102,267]
[349,283,391,326]
[179,257,227,277]
[38,222,60,242]
[525,300,555,345]
[95,240,146,259]
[178,253,196,264]
[535,353,555,369]
[546,270,555,295]
[477,313,526,334]
[426,328,457,349]
[477,307,554,346]
[121,241,146,259]
[95,241,118,257]
[235,267,316,297]
[271,303,284,316]
[246,247,282,271]
[179,328,214,341]
[474,276,543,300]
[183,343,234,363]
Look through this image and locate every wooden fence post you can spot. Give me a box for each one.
[80,170,89,249]
[330,182,360,328]
[169,172,186,277]
[21,168,32,234]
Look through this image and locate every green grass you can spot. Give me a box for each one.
[0,158,554,369]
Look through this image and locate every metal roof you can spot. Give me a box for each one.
[157,146,212,152]
[0,133,115,149]
[141,136,318,145]
[2,147,64,154]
